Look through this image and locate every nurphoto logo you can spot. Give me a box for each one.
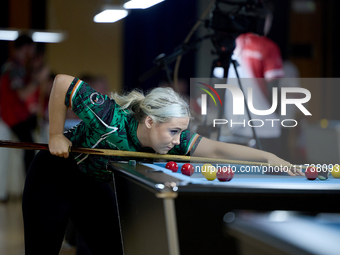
[196,81,312,128]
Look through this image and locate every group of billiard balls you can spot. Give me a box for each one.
[305,166,340,180]
[165,161,234,182]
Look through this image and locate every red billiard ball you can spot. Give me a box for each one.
[305,167,318,180]
[217,166,234,182]
[181,163,194,176]
[165,161,178,172]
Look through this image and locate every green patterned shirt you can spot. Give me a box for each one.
[64,78,202,182]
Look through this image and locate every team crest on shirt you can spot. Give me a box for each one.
[90,92,104,105]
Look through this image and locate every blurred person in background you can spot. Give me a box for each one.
[0,34,48,173]
[26,43,53,143]
[28,43,52,122]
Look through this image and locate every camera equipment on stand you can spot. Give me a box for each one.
[205,0,267,150]
[207,0,266,36]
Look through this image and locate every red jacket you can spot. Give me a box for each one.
[0,60,31,127]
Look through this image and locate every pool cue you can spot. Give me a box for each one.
[0,140,304,168]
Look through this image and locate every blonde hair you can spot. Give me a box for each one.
[111,87,191,123]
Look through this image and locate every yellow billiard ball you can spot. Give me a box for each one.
[201,164,217,181]
[331,165,340,178]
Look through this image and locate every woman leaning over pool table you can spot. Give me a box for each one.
[22,74,303,255]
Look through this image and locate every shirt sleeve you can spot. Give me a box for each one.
[169,130,202,156]
[65,78,118,136]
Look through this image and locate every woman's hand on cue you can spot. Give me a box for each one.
[49,134,72,158]
[266,153,304,176]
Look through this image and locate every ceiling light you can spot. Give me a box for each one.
[32,31,66,43]
[123,0,165,9]
[0,30,19,41]
[0,29,66,43]
[94,5,129,23]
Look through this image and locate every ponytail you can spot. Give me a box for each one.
[111,87,191,123]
